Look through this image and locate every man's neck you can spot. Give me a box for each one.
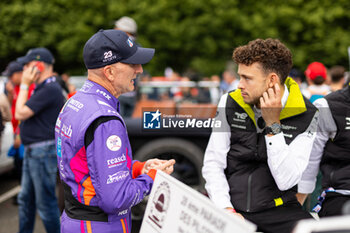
[36,71,54,84]
[330,82,343,92]
[88,74,119,98]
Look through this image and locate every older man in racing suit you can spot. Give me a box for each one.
[55,29,175,233]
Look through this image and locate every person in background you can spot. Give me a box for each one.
[303,62,331,103]
[297,82,350,217]
[203,38,318,233]
[0,77,11,148]
[115,16,138,40]
[114,16,139,117]
[3,61,35,195]
[15,47,64,233]
[329,65,346,92]
[289,68,308,94]
[221,69,239,94]
[209,75,221,104]
[3,61,35,134]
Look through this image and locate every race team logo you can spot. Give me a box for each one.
[233,112,248,122]
[106,135,122,151]
[143,110,161,129]
[148,181,170,229]
[106,171,129,184]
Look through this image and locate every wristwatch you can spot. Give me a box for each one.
[265,123,282,135]
[20,83,29,91]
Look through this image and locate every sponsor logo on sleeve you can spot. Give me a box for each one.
[106,171,129,184]
[55,117,62,133]
[61,123,73,138]
[107,154,126,168]
[118,209,128,216]
[106,135,122,151]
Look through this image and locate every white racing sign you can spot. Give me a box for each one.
[140,171,256,233]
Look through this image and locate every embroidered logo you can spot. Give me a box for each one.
[106,171,129,184]
[106,135,122,151]
[104,51,113,59]
[102,50,117,63]
[233,112,248,123]
[127,38,134,47]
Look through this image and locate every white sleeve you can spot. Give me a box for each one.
[265,109,319,191]
[298,98,337,193]
[202,93,233,209]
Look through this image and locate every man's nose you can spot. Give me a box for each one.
[238,79,244,89]
[135,64,143,74]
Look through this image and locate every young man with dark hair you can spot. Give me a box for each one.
[329,65,346,92]
[202,38,318,233]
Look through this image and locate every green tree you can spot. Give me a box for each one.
[1,0,349,76]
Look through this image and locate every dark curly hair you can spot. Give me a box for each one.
[232,38,293,84]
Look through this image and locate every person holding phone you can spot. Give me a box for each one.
[202,38,318,233]
[15,48,65,233]
[56,29,175,233]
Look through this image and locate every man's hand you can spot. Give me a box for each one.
[14,135,21,149]
[22,64,40,86]
[225,207,244,220]
[260,83,282,126]
[296,193,308,205]
[143,159,176,175]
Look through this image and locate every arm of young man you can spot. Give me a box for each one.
[297,98,337,204]
[202,94,233,209]
[261,84,319,191]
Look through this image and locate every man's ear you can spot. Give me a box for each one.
[103,65,114,82]
[268,73,280,88]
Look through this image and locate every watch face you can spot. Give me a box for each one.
[271,123,282,134]
[266,123,281,135]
